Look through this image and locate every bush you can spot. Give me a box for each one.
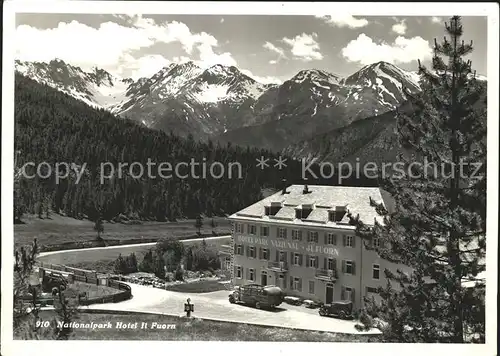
[189,244,219,272]
[358,308,374,330]
[174,267,184,281]
[113,253,138,275]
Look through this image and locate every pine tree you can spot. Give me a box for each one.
[210,218,217,235]
[93,216,104,239]
[13,239,78,340]
[352,16,486,343]
[195,214,204,236]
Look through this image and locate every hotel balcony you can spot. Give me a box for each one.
[315,268,338,282]
[267,261,289,272]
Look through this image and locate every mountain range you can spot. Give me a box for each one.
[14,58,486,158]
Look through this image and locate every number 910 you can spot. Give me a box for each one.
[35,320,50,328]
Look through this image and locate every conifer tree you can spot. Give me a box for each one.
[351,16,486,343]
[93,216,104,239]
[195,214,204,236]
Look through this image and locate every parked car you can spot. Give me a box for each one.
[284,296,302,306]
[318,300,354,319]
[303,299,321,309]
[229,284,284,309]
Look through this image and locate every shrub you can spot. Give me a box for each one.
[174,267,184,281]
[190,244,219,272]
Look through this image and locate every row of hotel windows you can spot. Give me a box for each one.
[234,245,381,279]
[234,267,373,301]
[234,223,380,248]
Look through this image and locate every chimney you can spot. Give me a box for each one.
[281,179,287,195]
[303,178,310,194]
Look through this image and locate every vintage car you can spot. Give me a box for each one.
[229,284,284,309]
[303,299,321,309]
[318,300,354,319]
[283,295,302,306]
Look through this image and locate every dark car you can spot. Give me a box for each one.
[229,284,284,309]
[318,300,354,319]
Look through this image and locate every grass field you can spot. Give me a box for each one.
[38,236,231,268]
[20,311,379,342]
[14,213,231,250]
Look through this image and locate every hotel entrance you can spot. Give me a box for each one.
[278,273,286,289]
[261,271,268,286]
[326,283,334,304]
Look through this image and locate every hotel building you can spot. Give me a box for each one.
[229,184,409,311]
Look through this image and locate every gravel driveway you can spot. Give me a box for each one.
[86,282,380,335]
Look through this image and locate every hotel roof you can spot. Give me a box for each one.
[229,185,392,230]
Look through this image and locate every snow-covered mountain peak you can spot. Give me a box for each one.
[292,69,342,85]
[344,61,421,92]
[15,59,131,109]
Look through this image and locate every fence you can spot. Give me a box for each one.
[37,263,132,306]
[78,281,131,306]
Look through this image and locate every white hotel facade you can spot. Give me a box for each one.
[229,184,409,311]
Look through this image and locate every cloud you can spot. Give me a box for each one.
[117,54,171,80]
[315,15,369,29]
[263,41,286,57]
[241,69,282,84]
[341,33,432,65]
[282,32,323,61]
[391,20,407,35]
[15,15,235,76]
[431,16,442,24]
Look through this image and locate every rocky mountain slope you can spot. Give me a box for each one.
[15,59,428,149]
[14,59,131,109]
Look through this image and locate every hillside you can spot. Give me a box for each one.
[13,74,290,222]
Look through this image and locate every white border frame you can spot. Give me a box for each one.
[2,2,498,356]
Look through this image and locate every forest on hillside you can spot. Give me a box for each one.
[14,74,378,223]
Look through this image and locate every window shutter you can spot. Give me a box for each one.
[291,252,294,264]
[298,278,302,292]
[342,260,346,273]
[299,254,303,266]
[259,248,262,260]
[351,288,355,303]
[342,235,346,246]
[234,244,237,254]
[324,233,327,245]
[352,236,356,248]
[333,234,337,245]
[284,229,287,239]
[298,230,302,241]
[276,250,279,262]
[333,258,337,270]
[323,257,327,269]
[352,261,356,275]
[266,249,270,260]
[306,255,310,267]
[283,252,287,263]
[234,265,237,277]
[341,286,345,300]
[290,276,293,289]
[315,256,319,268]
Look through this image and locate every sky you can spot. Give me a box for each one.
[14,14,488,84]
